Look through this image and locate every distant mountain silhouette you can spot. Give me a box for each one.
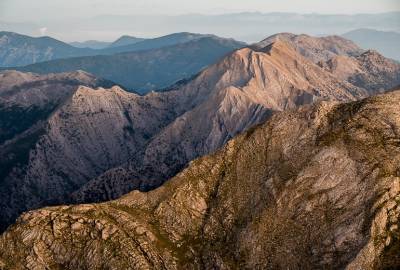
[342,28,400,61]
[4,12,399,43]
[69,40,111,49]
[10,36,246,93]
[0,31,236,68]
[0,31,95,67]
[108,35,146,48]
[99,32,222,54]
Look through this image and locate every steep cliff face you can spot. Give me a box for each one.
[1,90,399,269]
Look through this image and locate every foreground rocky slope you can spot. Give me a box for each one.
[1,90,400,269]
[1,33,400,232]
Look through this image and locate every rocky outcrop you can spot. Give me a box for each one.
[1,90,399,269]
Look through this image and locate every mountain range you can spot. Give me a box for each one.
[0,31,233,68]
[1,88,399,269]
[69,35,146,49]
[9,36,245,93]
[3,12,399,42]
[68,40,112,49]
[107,35,146,48]
[0,33,399,234]
[0,31,94,67]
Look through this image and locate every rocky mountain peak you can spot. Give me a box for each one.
[256,38,297,55]
[253,32,364,63]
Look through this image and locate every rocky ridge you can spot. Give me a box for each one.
[252,32,364,62]
[1,90,400,269]
[70,36,392,203]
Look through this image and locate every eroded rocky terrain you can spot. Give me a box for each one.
[70,35,400,204]
[1,90,399,269]
[1,33,400,234]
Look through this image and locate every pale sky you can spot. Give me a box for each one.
[1,0,400,22]
[1,0,399,42]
